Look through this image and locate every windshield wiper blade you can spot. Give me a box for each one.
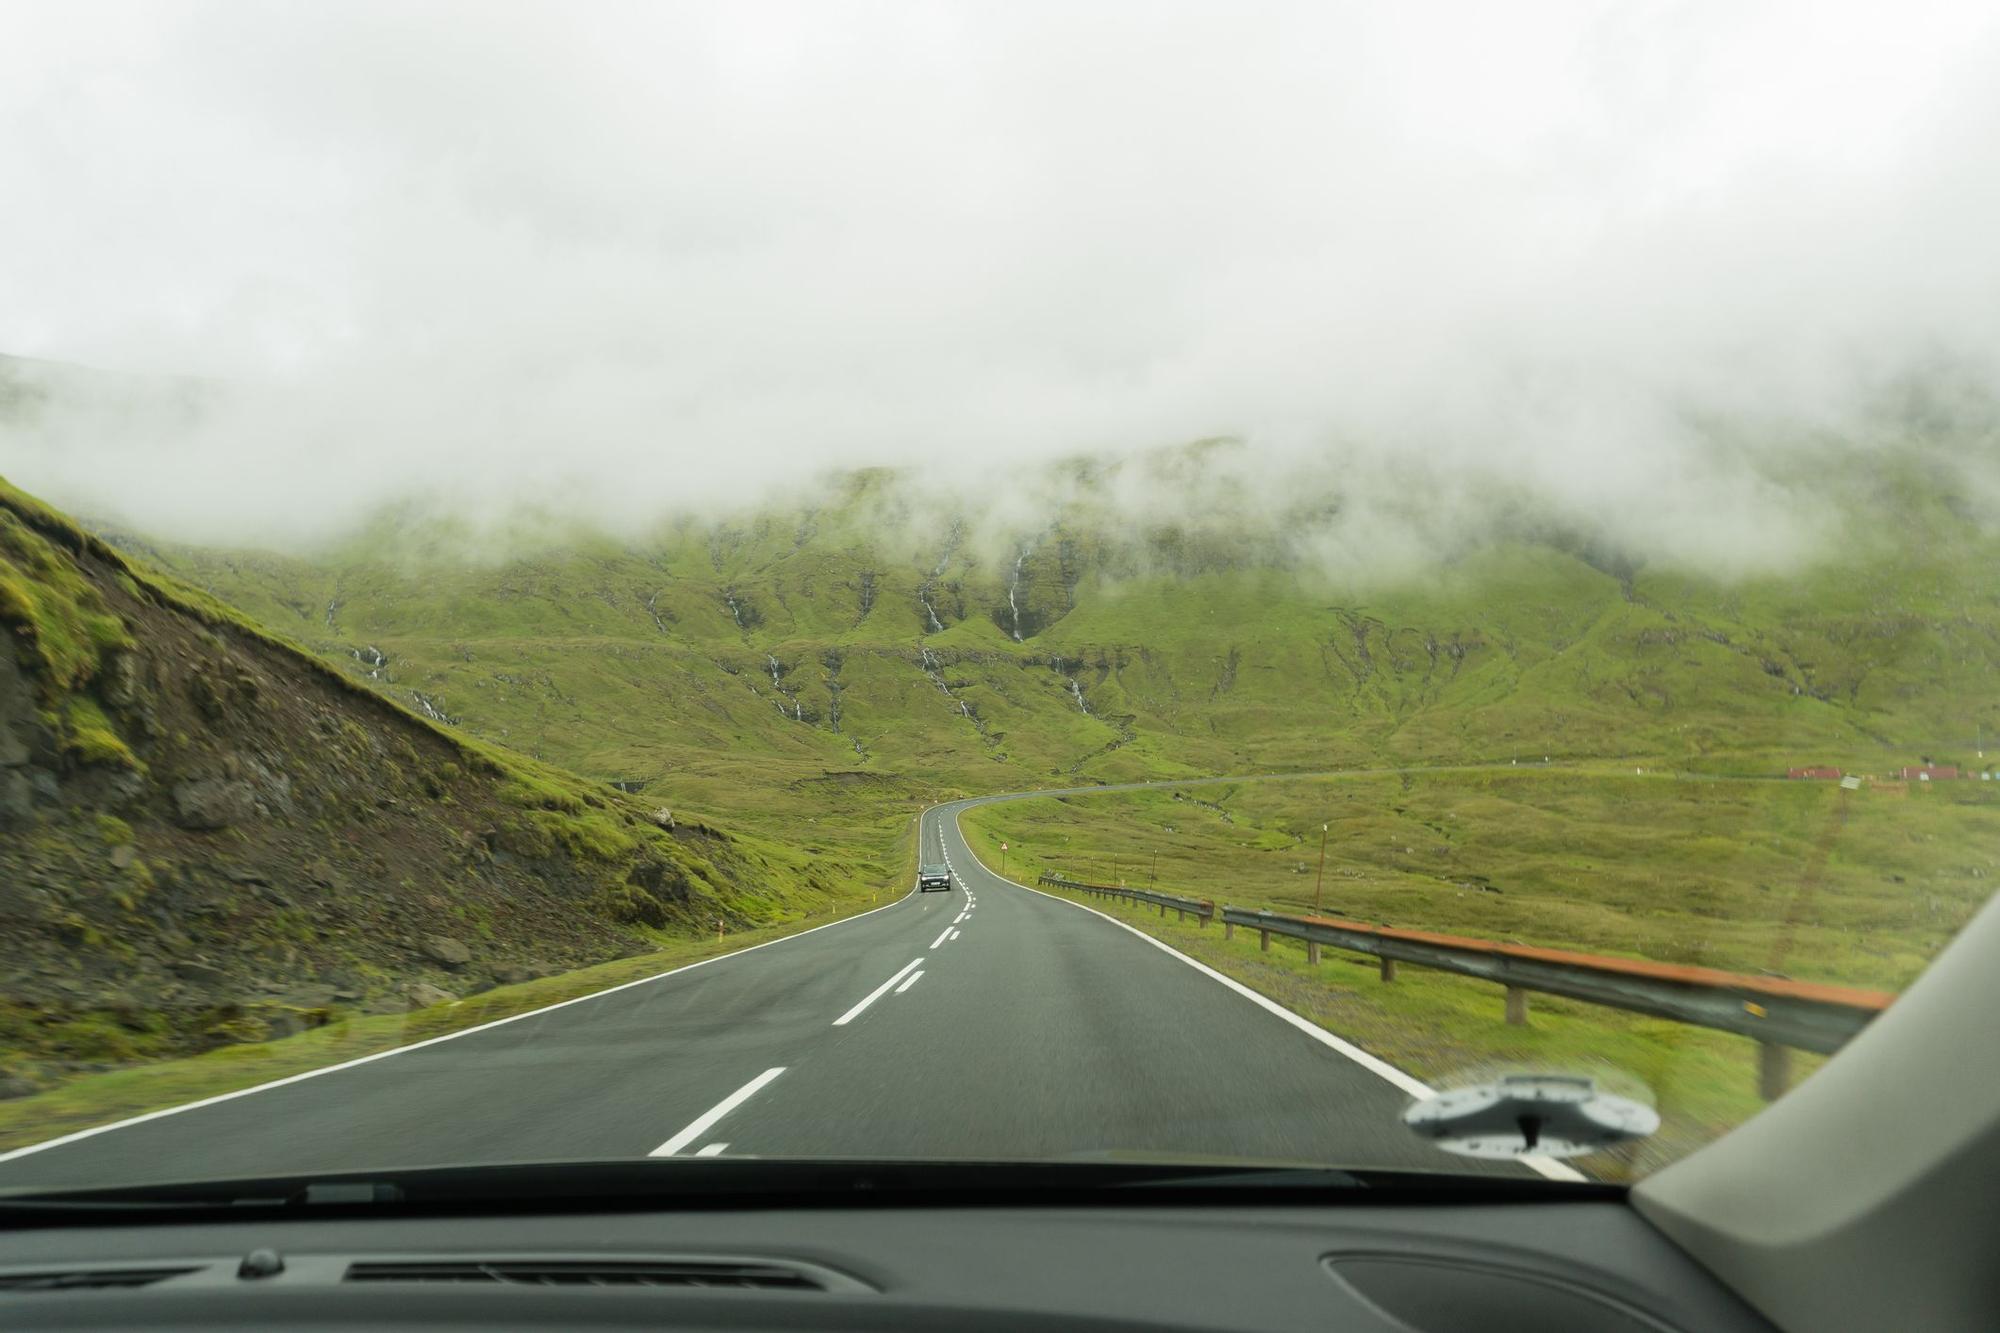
[0,1178,407,1213]
[3,1160,1331,1210]
[1117,1166,1366,1188]
[0,1157,1612,1225]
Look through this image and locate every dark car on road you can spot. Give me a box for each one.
[918,862,952,892]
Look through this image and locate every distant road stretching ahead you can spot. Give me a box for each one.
[0,796,1555,1188]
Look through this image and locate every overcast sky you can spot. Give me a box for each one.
[4,1,1999,553]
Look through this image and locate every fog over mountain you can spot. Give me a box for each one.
[4,1,1999,560]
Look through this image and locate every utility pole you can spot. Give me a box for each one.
[1312,823,1329,914]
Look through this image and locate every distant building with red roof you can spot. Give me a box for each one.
[1899,765,1960,781]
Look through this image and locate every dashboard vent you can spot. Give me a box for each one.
[344,1259,827,1291]
[0,1267,199,1292]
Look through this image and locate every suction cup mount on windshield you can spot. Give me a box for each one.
[1402,1074,1658,1160]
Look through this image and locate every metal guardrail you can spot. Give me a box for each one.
[1218,908,1886,1055]
[1039,875,1213,924]
[1039,875,1894,1099]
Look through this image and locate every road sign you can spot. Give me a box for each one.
[1001,842,1009,851]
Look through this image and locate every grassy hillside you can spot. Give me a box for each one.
[129,447,2000,817]
[0,477,892,1103]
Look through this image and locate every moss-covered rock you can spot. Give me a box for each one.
[594,882,670,928]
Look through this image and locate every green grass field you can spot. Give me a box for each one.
[960,768,1994,988]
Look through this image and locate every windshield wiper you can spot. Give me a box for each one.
[0,1157,1613,1226]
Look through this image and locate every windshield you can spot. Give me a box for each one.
[1,1,1995,1196]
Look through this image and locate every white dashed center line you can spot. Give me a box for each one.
[929,926,953,949]
[695,1142,729,1157]
[895,970,925,994]
[650,1067,786,1156]
[832,957,926,1026]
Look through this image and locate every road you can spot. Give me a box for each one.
[0,800,1538,1189]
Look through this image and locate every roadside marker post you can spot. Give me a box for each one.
[1312,823,1329,913]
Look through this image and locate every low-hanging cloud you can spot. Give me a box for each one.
[4,1,1999,562]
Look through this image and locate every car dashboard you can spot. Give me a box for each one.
[0,1190,1772,1331]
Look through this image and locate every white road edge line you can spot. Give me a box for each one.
[896,970,925,994]
[0,885,921,1167]
[944,806,1587,1185]
[832,957,926,1026]
[929,927,953,949]
[695,1142,729,1157]
[650,1067,786,1157]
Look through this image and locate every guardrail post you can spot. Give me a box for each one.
[1758,1042,1792,1101]
[1224,920,1235,940]
[1306,941,1321,965]
[1505,986,1529,1026]
[1379,957,1397,983]
[1259,928,1271,952]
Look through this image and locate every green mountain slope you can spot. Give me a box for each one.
[0,478,884,1096]
[128,447,2000,830]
